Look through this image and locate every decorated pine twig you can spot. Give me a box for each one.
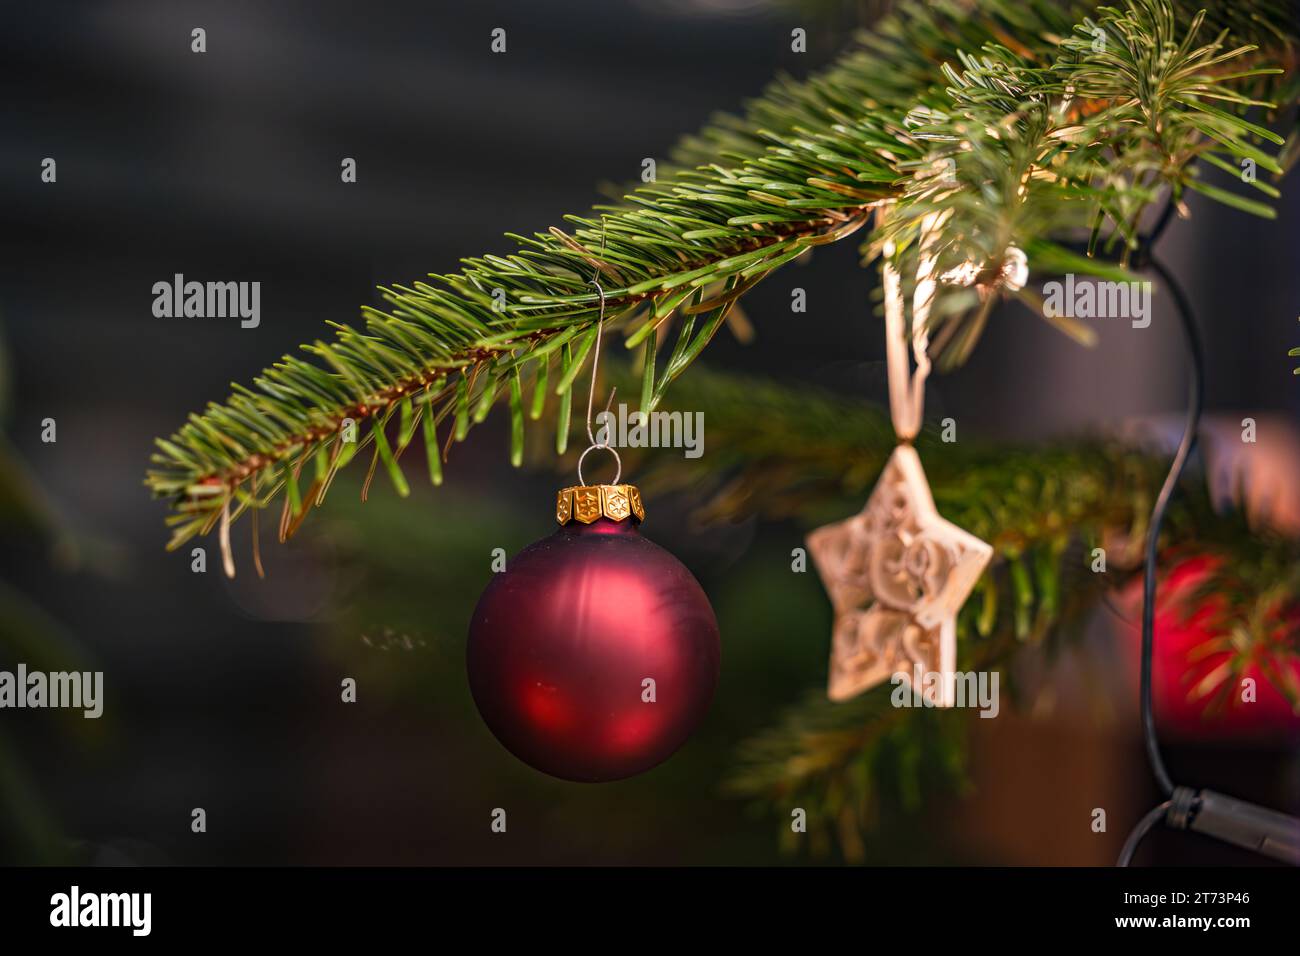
[610,360,1299,662]
[609,363,1298,855]
[145,0,1298,573]
[131,0,1300,858]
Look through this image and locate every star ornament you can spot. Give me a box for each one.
[807,445,992,708]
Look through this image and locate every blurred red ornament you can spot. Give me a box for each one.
[1121,555,1300,742]
[467,484,720,782]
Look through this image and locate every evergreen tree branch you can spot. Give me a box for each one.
[146,0,1298,566]
[609,362,1298,855]
[598,360,1298,644]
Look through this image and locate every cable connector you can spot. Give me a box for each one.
[1164,787,1300,865]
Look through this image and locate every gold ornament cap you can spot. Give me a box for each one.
[556,484,645,525]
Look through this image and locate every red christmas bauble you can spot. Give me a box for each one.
[467,484,720,782]
[1121,555,1300,742]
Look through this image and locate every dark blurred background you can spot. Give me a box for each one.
[0,0,1297,865]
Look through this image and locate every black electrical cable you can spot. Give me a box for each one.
[1112,199,1203,864]
[1117,800,1172,867]
[1112,241,1300,866]
[1137,198,1177,263]
[1136,254,1204,800]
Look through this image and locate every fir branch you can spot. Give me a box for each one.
[723,687,969,862]
[610,360,1299,644]
[146,0,1298,563]
[604,361,1299,853]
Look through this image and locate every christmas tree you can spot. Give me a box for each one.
[136,0,1300,860]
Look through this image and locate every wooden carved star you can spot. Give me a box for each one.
[806,445,992,707]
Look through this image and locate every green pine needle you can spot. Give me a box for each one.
[144,0,1298,561]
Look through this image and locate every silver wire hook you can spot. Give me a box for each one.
[584,276,615,450]
[577,224,621,486]
[577,443,621,486]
